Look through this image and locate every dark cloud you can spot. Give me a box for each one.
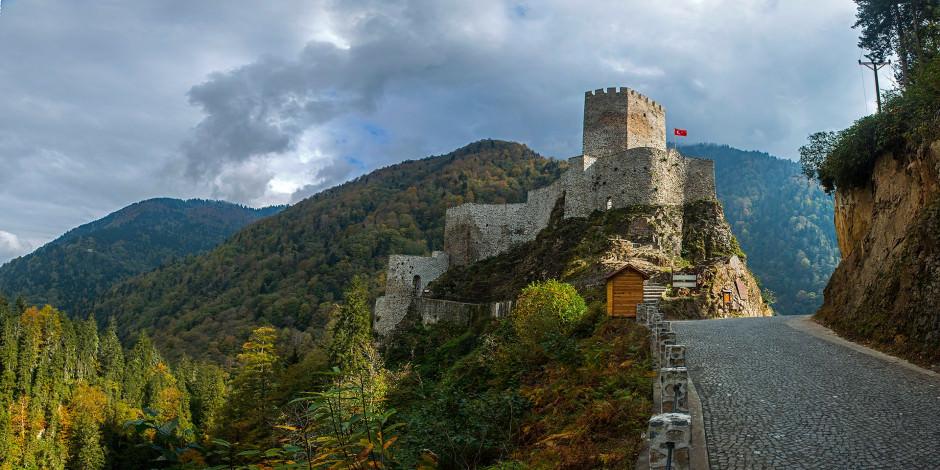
[0,0,872,262]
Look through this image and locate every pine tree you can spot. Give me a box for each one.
[98,317,124,398]
[854,0,940,85]
[327,276,373,372]
[221,326,279,444]
[184,361,227,436]
[123,333,160,409]
[75,315,99,384]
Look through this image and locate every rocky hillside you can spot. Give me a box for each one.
[0,198,281,315]
[682,144,839,315]
[817,142,940,367]
[90,141,566,360]
[430,195,772,320]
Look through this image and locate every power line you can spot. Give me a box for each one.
[858,54,891,113]
[858,53,869,114]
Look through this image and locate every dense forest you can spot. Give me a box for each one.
[0,199,282,316]
[0,297,229,469]
[0,275,653,469]
[684,144,840,314]
[89,141,566,361]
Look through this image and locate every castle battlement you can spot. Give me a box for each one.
[584,87,665,112]
[374,86,717,335]
[583,86,666,156]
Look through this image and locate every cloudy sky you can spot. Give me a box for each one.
[0,0,884,262]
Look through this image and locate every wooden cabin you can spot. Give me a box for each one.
[605,264,650,317]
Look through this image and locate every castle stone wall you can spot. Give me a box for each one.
[373,251,449,334]
[627,92,667,151]
[441,147,717,266]
[444,180,562,266]
[683,157,717,202]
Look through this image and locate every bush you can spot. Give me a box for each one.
[510,280,587,349]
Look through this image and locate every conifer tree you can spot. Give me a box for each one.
[98,317,124,397]
[327,276,373,372]
[222,326,279,443]
[123,332,160,409]
[75,315,99,384]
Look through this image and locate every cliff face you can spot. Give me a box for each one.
[817,142,940,367]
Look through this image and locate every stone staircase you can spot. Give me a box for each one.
[644,282,668,303]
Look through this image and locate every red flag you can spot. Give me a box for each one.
[674,128,688,137]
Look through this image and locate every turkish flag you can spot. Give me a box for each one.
[674,128,688,136]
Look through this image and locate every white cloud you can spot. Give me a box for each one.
[0,231,34,264]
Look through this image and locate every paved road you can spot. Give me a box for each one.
[673,315,940,470]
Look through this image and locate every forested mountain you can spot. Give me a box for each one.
[91,141,567,360]
[0,198,282,315]
[683,144,840,314]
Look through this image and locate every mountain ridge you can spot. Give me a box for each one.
[0,197,283,314]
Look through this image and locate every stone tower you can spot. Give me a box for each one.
[582,87,666,158]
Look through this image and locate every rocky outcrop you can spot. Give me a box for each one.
[817,142,940,367]
[428,199,771,320]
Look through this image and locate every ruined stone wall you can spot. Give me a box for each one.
[583,87,666,158]
[444,181,563,266]
[414,298,514,327]
[373,251,449,335]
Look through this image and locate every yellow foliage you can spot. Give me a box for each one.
[71,383,108,425]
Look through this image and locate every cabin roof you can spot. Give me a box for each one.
[604,263,651,280]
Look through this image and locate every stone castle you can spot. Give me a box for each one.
[374,87,719,334]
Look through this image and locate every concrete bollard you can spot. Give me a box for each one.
[649,310,663,326]
[648,413,691,469]
[660,367,689,413]
[658,331,676,365]
[665,344,687,368]
[651,320,666,343]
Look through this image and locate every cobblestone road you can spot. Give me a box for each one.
[673,315,940,469]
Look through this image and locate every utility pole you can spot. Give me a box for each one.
[858,54,891,113]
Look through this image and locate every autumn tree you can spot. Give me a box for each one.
[68,383,107,470]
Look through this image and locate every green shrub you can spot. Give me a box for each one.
[510,280,587,349]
